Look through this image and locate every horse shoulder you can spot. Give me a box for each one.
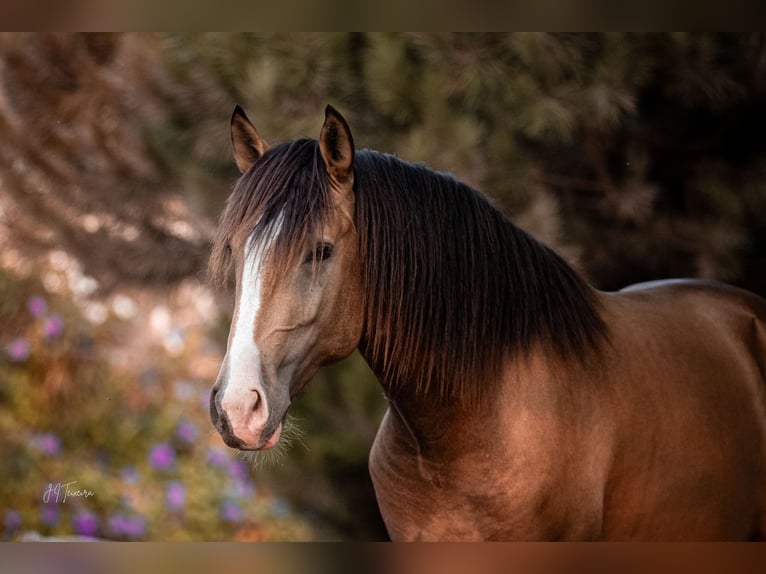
[369,409,482,540]
[369,382,609,541]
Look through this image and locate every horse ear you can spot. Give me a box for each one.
[231,105,269,174]
[319,104,355,186]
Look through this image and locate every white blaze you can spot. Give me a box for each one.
[219,227,275,435]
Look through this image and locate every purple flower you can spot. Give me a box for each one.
[72,510,99,537]
[5,338,29,362]
[41,504,60,527]
[33,432,62,456]
[224,458,256,499]
[43,314,64,339]
[120,466,140,485]
[148,442,176,471]
[165,481,186,512]
[108,513,146,539]
[227,459,249,481]
[127,516,147,538]
[220,499,244,523]
[206,447,229,469]
[176,420,199,444]
[27,296,48,317]
[108,514,127,537]
[4,509,21,532]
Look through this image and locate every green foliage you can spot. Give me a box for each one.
[154,33,766,297]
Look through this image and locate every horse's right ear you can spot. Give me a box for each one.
[319,104,354,187]
[231,105,269,174]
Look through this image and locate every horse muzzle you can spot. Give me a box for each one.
[209,380,280,450]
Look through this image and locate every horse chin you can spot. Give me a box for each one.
[236,415,302,469]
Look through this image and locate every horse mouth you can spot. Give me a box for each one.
[237,421,283,451]
[260,422,282,450]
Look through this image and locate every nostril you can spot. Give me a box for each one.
[249,388,260,411]
[209,386,221,425]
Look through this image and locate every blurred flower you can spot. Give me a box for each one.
[5,338,29,362]
[165,481,186,512]
[224,459,256,498]
[270,498,291,518]
[120,466,140,486]
[220,499,244,523]
[127,516,147,538]
[163,327,186,356]
[227,459,249,481]
[27,296,48,317]
[32,433,62,456]
[83,302,107,325]
[148,443,176,471]
[173,379,195,401]
[112,294,137,320]
[225,478,255,499]
[43,314,64,339]
[71,510,99,537]
[40,504,60,527]
[176,420,199,444]
[108,513,147,539]
[206,447,229,469]
[4,509,21,533]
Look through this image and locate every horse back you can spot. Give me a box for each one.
[617,278,766,391]
[602,279,766,539]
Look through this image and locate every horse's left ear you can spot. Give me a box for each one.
[231,105,269,174]
[319,105,355,187]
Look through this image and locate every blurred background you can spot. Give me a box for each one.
[1,32,765,541]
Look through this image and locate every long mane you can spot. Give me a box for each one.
[354,152,607,401]
[210,140,608,402]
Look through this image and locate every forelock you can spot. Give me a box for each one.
[209,139,332,285]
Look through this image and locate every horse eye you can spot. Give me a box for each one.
[305,243,334,264]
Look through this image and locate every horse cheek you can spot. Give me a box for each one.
[323,274,363,362]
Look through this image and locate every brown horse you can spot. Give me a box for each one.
[209,105,766,541]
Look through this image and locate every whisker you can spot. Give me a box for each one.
[237,415,304,470]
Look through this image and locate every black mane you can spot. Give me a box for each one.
[354,151,607,401]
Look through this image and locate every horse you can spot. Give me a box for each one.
[208,104,766,541]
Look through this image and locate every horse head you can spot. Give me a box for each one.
[209,105,364,450]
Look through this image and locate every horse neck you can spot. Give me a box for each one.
[377,376,493,458]
[367,344,600,464]
[353,151,606,454]
[357,328,500,455]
